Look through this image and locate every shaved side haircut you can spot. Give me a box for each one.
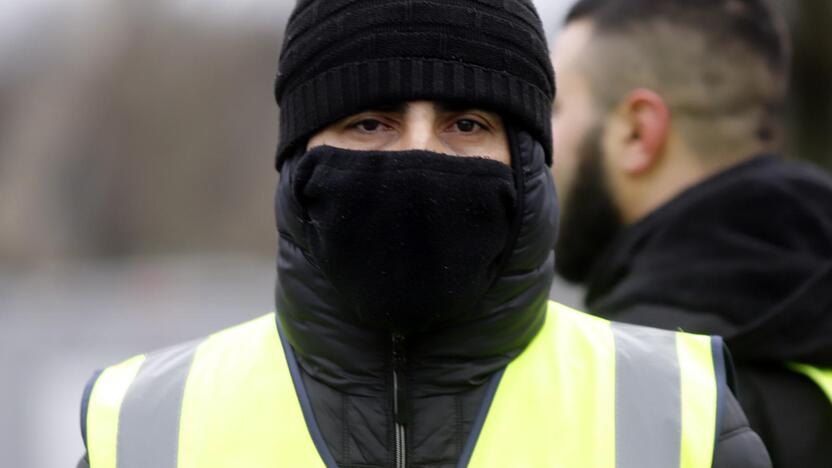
[565,0,790,160]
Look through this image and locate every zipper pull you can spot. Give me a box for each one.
[392,334,409,427]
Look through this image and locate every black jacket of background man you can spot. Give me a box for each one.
[585,155,832,468]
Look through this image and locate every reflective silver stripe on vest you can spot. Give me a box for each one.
[612,323,681,468]
[117,339,202,468]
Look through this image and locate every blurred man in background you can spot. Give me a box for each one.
[551,0,832,465]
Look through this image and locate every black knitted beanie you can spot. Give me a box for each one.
[274,0,556,169]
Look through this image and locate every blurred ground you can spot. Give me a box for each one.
[0,0,828,466]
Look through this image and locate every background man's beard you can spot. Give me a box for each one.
[555,125,624,284]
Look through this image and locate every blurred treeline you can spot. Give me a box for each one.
[0,1,288,266]
[0,0,829,266]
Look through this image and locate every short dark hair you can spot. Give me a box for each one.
[563,0,790,154]
[566,0,788,73]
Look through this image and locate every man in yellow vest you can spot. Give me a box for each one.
[549,1,832,466]
[78,0,771,466]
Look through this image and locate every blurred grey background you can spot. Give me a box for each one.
[0,1,828,466]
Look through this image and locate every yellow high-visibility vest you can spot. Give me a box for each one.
[85,302,725,468]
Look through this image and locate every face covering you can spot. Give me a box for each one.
[292,146,517,335]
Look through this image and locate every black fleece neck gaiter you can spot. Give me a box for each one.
[292,146,517,335]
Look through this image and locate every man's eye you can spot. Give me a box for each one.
[354,119,383,132]
[455,119,482,133]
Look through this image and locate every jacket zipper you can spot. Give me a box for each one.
[392,334,408,468]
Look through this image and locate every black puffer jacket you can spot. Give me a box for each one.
[586,155,832,468]
[78,133,771,468]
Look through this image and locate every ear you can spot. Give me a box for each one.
[616,89,670,175]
